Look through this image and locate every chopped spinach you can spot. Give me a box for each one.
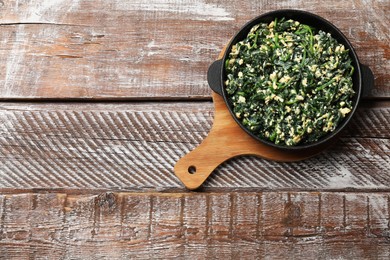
[225,18,355,146]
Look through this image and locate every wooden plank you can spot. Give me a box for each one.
[320,193,345,236]
[231,193,259,258]
[368,194,389,237]
[182,194,208,258]
[0,193,67,259]
[0,101,389,191]
[0,192,390,259]
[206,193,232,258]
[120,194,152,258]
[0,0,388,99]
[149,195,184,258]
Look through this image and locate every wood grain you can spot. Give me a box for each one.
[174,93,332,190]
[0,1,389,258]
[1,191,390,259]
[0,0,388,99]
[0,101,389,191]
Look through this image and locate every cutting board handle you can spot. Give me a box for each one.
[174,129,232,190]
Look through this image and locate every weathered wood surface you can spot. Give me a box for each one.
[0,0,388,99]
[1,1,390,258]
[1,191,390,259]
[0,101,389,191]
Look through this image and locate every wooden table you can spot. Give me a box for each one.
[0,1,389,259]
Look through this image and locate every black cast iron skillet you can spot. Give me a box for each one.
[207,9,374,150]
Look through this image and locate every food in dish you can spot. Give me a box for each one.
[224,18,355,146]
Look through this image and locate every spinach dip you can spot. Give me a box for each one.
[224,18,355,146]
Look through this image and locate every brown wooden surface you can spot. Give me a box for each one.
[0,0,389,99]
[1,192,390,259]
[0,101,389,191]
[1,0,390,259]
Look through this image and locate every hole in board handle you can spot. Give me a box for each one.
[188,165,196,174]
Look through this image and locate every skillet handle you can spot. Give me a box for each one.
[207,59,224,96]
[360,63,374,98]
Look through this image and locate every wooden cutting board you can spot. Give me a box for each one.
[174,49,331,190]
